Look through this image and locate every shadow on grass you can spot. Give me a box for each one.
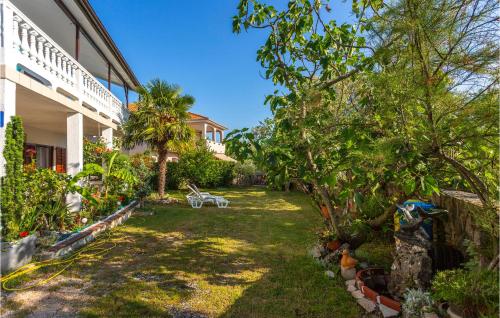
[2,188,359,318]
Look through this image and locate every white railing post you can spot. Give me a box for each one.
[75,68,82,104]
[19,22,29,54]
[43,42,52,71]
[50,46,57,75]
[28,29,37,61]
[36,36,45,65]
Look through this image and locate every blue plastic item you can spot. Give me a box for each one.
[397,200,435,239]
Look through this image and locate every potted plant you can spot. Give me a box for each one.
[431,268,499,318]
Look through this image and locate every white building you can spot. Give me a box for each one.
[0,0,139,208]
[126,107,234,162]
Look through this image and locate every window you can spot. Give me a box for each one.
[55,147,66,173]
[23,144,66,172]
[24,144,52,169]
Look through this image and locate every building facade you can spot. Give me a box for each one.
[126,109,233,162]
[0,0,139,208]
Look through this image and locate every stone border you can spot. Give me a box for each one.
[39,201,138,260]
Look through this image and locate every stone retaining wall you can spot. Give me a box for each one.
[431,190,494,265]
[40,200,138,260]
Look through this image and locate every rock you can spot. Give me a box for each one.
[321,252,337,266]
[347,284,357,292]
[388,237,432,298]
[319,245,327,255]
[345,279,356,287]
[357,297,376,312]
[340,266,356,280]
[378,304,399,318]
[325,270,335,278]
[310,245,322,259]
[423,313,439,318]
[351,290,364,299]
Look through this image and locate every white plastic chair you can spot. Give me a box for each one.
[186,184,229,209]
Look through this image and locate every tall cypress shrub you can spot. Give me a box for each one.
[1,116,25,239]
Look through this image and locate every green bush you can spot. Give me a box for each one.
[83,137,110,165]
[24,168,72,232]
[164,143,236,190]
[1,116,25,240]
[75,151,139,221]
[130,153,156,200]
[431,268,499,318]
[234,160,257,185]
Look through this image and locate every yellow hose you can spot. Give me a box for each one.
[0,231,116,291]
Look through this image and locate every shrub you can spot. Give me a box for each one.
[130,153,155,200]
[164,161,183,190]
[402,289,434,317]
[233,160,257,185]
[24,168,72,232]
[1,117,80,239]
[431,268,499,318]
[163,142,236,190]
[83,137,110,165]
[1,116,25,240]
[216,160,236,186]
[74,151,138,220]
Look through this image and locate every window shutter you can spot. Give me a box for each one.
[55,147,67,173]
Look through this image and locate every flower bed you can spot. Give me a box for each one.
[40,200,138,260]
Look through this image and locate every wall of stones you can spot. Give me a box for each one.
[431,190,491,266]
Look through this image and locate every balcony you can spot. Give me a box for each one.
[206,139,225,154]
[1,0,127,125]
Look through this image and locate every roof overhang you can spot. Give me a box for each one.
[214,153,237,162]
[188,119,228,131]
[188,112,228,130]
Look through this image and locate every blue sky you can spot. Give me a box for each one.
[90,1,352,131]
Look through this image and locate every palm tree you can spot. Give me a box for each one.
[123,79,194,198]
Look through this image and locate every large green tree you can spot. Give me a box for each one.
[123,79,194,198]
[230,0,498,242]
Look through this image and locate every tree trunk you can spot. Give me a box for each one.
[367,206,396,227]
[439,152,489,205]
[158,150,168,198]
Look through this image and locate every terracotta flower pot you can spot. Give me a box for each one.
[326,239,341,251]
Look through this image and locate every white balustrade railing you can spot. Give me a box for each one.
[206,139,226,154]
[2,0,127,124]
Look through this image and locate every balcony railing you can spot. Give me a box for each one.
[206,139,225,154]
[1,0,127,124]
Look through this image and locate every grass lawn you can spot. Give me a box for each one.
[2,187,360,317]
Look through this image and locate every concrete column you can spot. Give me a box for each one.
[212,127,217,141]
[66,112,83,210]
[202,123,207,139]
[220,130,224,143]
[0,79,17,177]
[101,126,113,149]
